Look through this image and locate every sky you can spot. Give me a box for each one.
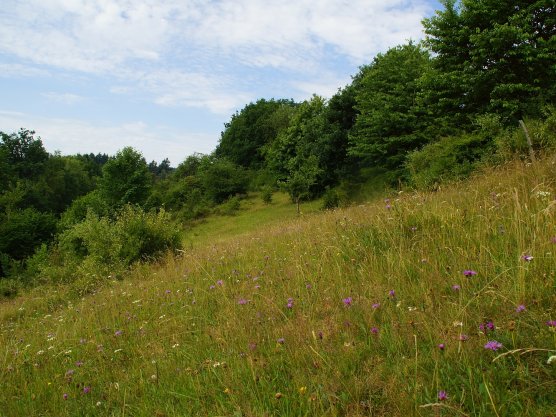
[0,0,442,165]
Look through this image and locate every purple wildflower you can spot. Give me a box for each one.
[254,284,261,289]
[372,303,380,309]
[458,334,469,341]
[551,236,556,244]
[216,280,223,286]
[209,285,215,290]
[452,284,461,291]
[238,298,248,305]
[463,270,477,277]
[83,386,91,394]
[389,289,395,297]
[343,297,353,307]
[480,321,495,333]
[484,340,503,351]
[438,391,448,401]
[277,338,285,344]
[521,254,533,262]
[318,331,323,340]
[306,283,312,289]
[386,204,392,210]
[165,289,171,294]
[114,330,123,337]
[546,320,556,327]
[76,361,84,367]
[370,327,379,334]
[286,298,294,309]
[438,343,445,350]
[515,304,526,313]
[63,393,68,400]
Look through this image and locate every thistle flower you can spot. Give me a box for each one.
[438,390,447,401]
[484,340,502,351]
[452,284,461,291]
[286,298,294,309]
[83,386,91,394]
[238,298,248,305]
[546,320,556,327]
[438,343,445,350]
[463,270,477,277]
[63,393,68,400]
[370,327,379,334]
[372,303,380,309]
[389,289,395,297]
[343,297,353,306]
[515,304,526,313]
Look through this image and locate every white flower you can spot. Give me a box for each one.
[547,355,556,365]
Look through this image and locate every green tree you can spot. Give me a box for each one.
[98,147,152,208]
[422,0,556,125]
[349,43,431,173]
[198,156,249,204]
[215,99,297,168]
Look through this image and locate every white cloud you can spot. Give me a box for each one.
[42,92,85,105]
[0,110,217,164]
[0,0,434,112]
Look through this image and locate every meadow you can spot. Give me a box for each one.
[0,155,555,416]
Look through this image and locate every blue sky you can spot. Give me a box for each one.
[0,0,442,165]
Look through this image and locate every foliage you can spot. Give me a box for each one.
[261,186,273,204]
[198,156,249,204]
[98,147,152,208]
[349,43,431,173]
[215,99,297,169]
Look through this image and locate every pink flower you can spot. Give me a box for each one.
[484,340,503,351]
[438,343,445,350]
[515,304,526,313]
[438,390,448,401]
[521,254,533,262]
[343,297,353,306]
[463,270,477,277]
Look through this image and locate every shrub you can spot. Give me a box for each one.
[407,133,494,189]
[214,196,242,216]
[321,188,340,210]
[261,186,273,204]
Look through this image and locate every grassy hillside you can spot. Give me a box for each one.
[1,156,555,416]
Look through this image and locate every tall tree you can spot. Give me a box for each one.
[348,43,431,172]
[422,0,556,125]
[98,147,152,208]
[215,99,297,169]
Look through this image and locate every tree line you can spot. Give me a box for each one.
[1,0,555,294]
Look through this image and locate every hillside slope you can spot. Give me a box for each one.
[1,156,555,416]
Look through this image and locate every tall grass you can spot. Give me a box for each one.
[0,156,555,416]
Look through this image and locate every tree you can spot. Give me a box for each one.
[98,147,152,208]
[348,43,431,173]
[215,99,297,168]
[197,156,249,204]
[281,155,322,215]
[0,129,49,183]
[422,0,556,125]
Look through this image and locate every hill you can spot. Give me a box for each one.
[0,155,555,416]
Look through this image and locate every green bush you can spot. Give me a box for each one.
[261,186,273,204]
[34,206,182,289]
[214,196,242,216]
[321,188,340,210]
[407,133,493,189]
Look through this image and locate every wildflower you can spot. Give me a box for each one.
[209,285,215,290]
[521,254,533,262]
[515,304,526,313]
[224,388,231,394]
[165,290,171,294]
[410,226,417,232]
[114,330,123,336]
[299,386,307,394]
[551,236,556,244]
[438,343,445,350]
[83,386,91,394]
[546,320,556,327]
[370,327,379,334]
[547,355,556,365]
[372,303,380,309]
[63,393,68,400]
[306,283,312,289]
[389,289,395,297]
[480,321,495,333]
[463,270,477,277]
[438,390,448,401]
[216,280,223,286]
[452,284,461,291]
[238,298,248,305]
[76,361,83,367]
[484,340,503,351]
[254,284,261,289]
[277,338,285,344]
[343,297,353,307]
[458,334,468,341]
[286,298,294,309]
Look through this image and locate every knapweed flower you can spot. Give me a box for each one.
[216,280,224,286]
[370,327,379,334]
[286,298,294,309]
[372,303,380,309]
[438,390,448,401]
[484,340,503,351]
[238,298,248,305]
[521,254,533,262]
[438,343,445,350]
[114,330,123,336]
[479,321,495,333]
[209,285,215,290]
[389,289,395,297]
[63,393,68,400]
[76,361,84,367]
[452,284,461,291]
[343,297,353,307]
[83,386,91,394]
[515,304,526,313]
[463,270,477,277]
[306,283,312,289]
[277,338,285,344]
[458,334,469,341]
[546,320,556,327]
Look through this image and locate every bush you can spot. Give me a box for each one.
[35,206,182,288]
[261,186,273,204]
[214,196,242,216]
[321,188,340,210]
[407,133,494,189]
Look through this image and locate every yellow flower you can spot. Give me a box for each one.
[298,386,307,395]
